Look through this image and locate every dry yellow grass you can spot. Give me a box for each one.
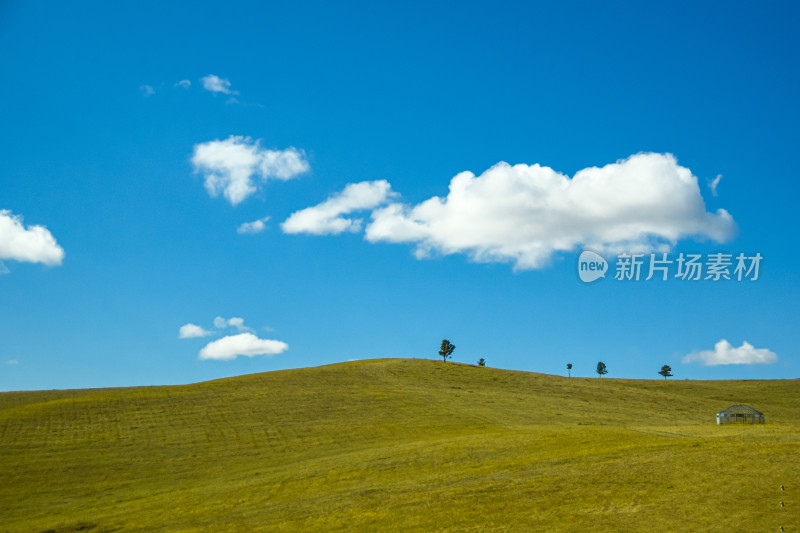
[1,358,797,532]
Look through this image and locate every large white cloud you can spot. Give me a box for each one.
[364,153,736,270]
[191,136,309,205]
[282,180,396,235]
[0,210,65,267]
[178,323,213,339]
[199,333,288,361]
[682,339,778,366]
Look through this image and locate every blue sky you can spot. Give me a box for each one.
[1,1,799,391]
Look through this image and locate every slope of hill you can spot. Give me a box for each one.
[1,359,798,532]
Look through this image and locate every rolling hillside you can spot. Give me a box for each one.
[1,359,798,532]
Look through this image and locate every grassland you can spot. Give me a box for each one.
[1,358,798,532]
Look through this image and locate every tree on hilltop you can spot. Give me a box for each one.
[659,365,673,380]
[596,361,608,377]
[439,339,455,363]
[567,363,572,377]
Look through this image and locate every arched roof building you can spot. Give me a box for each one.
[716,404,765,424]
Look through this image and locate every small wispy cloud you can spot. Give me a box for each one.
[708,174,722,197]
[178,323,213,339]
[282,180,397,235]
[180,316,257,340]
[201,74,238,95]
[143,76,260,104]
[6,359,18,365]
[213,316,253,333]
[682,339,778,366]
[237,216,270,235]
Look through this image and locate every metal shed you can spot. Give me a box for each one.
[716,404,765,424]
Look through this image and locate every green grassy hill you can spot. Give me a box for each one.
[1,359,798,532]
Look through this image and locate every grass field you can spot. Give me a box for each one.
[1,358,798,532]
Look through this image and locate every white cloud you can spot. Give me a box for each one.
[178,323,213,339]
[282,180,396,235]
[237,216,270,234]
[682,339,778,366]
[365,153,736,270]
[175,79,191,89]
[213,316,253,332]
[199,333,288,361]
[0,210,65,267]
[140,84,155,97]
[227,317,248,331]
[201,74,238,95]
[191,136,310,206]
[7,359,18,365]
[709,174,722,197]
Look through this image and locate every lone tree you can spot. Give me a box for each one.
[439,339,455,363]
[596,361,608,377]
[477,358,486,367]
[567,363,572,377]
[659,365,673,380]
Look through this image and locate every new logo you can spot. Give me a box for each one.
[578,250,608,283]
